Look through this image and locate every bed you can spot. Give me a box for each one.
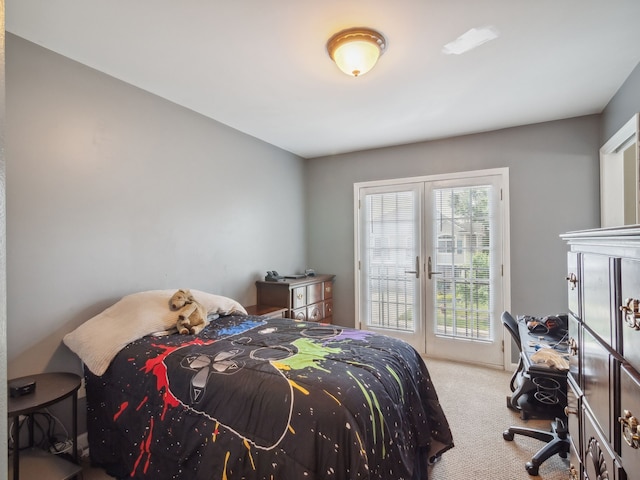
[64,290,453,480]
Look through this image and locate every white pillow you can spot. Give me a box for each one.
[63,289,247,376]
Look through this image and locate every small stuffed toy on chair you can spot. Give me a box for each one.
[170,289,207,335]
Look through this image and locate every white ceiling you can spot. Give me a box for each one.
[6,0,640,158]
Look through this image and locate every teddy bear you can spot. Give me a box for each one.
[169,289,207,335]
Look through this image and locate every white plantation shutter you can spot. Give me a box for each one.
[432,185,493,340]
[362,188,420,332]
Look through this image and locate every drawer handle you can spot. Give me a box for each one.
[568,337,578,356]
[619,410,640,449]
[297,293,304,300]
[620,298,640,330]
[566,272,578,290]
[325,286,332,293]
[564,406,578,417]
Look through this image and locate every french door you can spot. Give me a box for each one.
[355,169,508,367]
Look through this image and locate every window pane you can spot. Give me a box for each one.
[364,191,416,332]
[433,186,492,340]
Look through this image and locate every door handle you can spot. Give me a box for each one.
[620,298,640,330]
[404,256,420,279]
[428,256,442,280]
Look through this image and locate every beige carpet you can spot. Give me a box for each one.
[83,358,570,480]
[426,357,569,480]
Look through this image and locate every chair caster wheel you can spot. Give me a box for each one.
[503,430,514,441]
[525,462,539,476]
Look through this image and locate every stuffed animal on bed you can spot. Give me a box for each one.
[170,289,207,335]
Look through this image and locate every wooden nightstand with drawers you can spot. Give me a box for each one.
[255,274,335,324]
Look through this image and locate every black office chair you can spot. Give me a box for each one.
[502,311,523,393]
[503,418,569,475]
[501,310,570,476]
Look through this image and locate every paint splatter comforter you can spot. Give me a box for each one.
[85,314,454,480]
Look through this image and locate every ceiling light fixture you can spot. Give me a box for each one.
[327,27,387,77]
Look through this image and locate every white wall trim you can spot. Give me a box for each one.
[600,113,639,227]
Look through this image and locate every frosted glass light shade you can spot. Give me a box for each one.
[327,28,387,77]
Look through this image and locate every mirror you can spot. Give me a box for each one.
[600,113,639,227]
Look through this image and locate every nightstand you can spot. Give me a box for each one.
[8,372,83,480]
[255,274,335,323]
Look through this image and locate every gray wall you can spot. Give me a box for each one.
[306,116,602,328]
[6,34,308,378]
[602,62,640,143]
